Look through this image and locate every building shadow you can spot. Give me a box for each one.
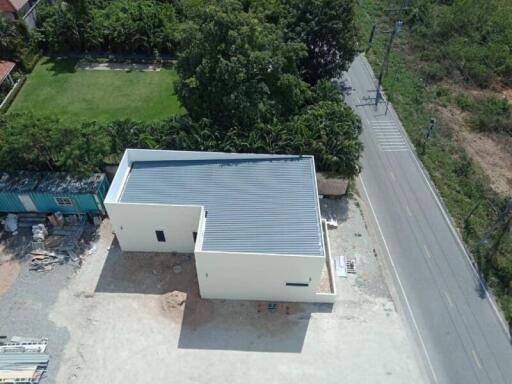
[95,242,333,353]
[320,197,350,224]
[178,299,332,353]
[94,241,193,295]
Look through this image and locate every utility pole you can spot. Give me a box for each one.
[366,25,376,54]
[374,0,411,109]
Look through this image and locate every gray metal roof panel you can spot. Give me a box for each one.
[120,156,324,256]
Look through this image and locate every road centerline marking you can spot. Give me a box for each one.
[423,244,432,259]
[472,350,483,370]
[444,291,454,308]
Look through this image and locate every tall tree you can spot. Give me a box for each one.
[288,100,362,177]
[0,17,28,59]
[284,0,358,84]
[175,1,310,131]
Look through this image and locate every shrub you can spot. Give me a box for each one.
[468,97,512,134]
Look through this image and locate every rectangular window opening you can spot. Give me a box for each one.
[286,282,309,287]
[155,230,166,242]
[193,231,197,243]
[55,197,73,207]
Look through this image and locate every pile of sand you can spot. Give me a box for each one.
[0,260,20,295]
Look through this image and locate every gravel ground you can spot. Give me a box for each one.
[0,257,75,383]
[0,197,429,384]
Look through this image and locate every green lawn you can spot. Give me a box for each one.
[8,58,182,123]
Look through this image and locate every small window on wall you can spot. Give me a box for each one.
[155,230,166,242]
[55,197,73,207]
[193,232,197,243]
[286,282,309,287]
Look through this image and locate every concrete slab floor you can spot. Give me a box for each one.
[0,197,428,384]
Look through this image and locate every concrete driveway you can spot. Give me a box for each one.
[0,198,427,383]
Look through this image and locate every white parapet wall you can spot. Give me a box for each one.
[106,202,202,253]
[195,249,325,303]
[104,148,336,303]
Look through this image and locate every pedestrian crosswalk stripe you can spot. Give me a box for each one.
[370,120,410,153]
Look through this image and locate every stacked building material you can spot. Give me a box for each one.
[0,337,49,383]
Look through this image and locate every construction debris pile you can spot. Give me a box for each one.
[1,211,101,272]
[0,336,49,383]
[28,213,99,272]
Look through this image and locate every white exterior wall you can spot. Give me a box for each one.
[194,249,325,302]
[106,202,202,253]
[104,149,336,303]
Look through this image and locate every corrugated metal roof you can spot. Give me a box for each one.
[0,172,106,194]
[0,60,15,84]
[120,156,324,256]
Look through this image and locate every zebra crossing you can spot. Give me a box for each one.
[370,120,410,152]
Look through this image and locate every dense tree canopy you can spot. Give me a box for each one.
[1,0,363,179]
[175,1,309,131]
[0,17,29,59]
[35,0,178,54]
[283,0,359,84]
[288,101,362,175]
[0,114,109,176]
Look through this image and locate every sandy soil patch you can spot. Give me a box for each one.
[437,105,512,195]
[0,259,20,295]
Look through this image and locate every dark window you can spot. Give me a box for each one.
[55,197,73,207]
[286,282,309,287]
[155,230,166,242]
[193,232,197,243]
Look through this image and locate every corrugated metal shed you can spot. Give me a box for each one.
[0,171,108,214]
[120,156,324,256]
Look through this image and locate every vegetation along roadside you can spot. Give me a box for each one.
[357,0,512,322]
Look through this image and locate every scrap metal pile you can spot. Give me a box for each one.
[0,336,49,383]
[28,213,97,272]
[1,211,100,272]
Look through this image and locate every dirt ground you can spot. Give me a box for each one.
[0,198,428,384]
[437,105,512,196]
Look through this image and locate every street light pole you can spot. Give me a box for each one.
[421,118,436,154]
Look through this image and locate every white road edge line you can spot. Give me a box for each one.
[400,121,511,335]
[423,244,432,259]
[359,175,439,384]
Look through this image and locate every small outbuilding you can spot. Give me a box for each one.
[316,172,349,197]
[0,171,109,214]
[105,149,336,303]
[0,61,16,88]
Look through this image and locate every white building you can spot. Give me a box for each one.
[105,149,336,303]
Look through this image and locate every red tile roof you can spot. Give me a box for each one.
[0,0,28,13]
[0,61,16,84]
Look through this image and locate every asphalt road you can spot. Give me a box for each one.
[343,55,512,384]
